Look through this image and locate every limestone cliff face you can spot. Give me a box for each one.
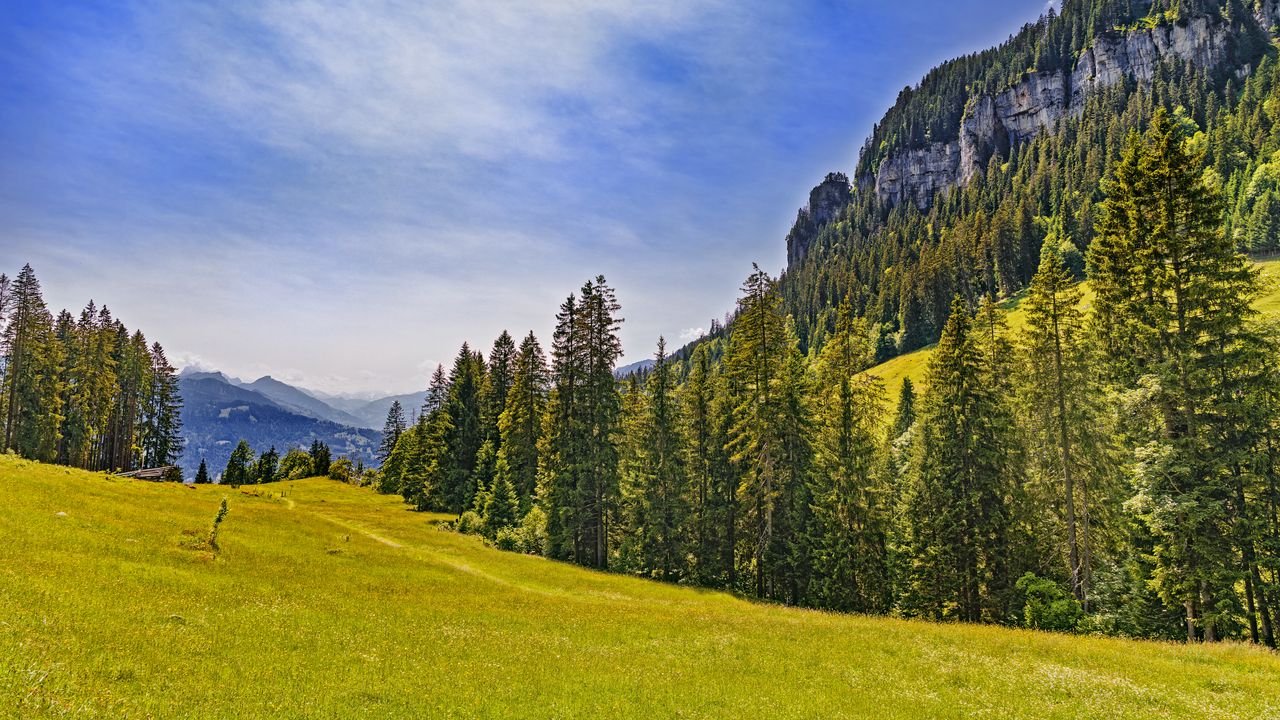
[870,15,1238,208]
[786,173,853,266]
[872,142,963,211]
[1069,15,1230,108]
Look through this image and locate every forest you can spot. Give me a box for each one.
[0,264,183,475]
[368,24,1280,642]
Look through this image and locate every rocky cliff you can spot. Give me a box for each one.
[871,14,1238,208]
[786,172,853,265]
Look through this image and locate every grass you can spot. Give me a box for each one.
[867,258,1280,406]
[2,455,1279,718]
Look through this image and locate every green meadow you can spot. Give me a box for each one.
[867,258,1280,405]
[2,455,1278,719]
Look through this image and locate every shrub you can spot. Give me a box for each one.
[328,457,354,483]
[494,526,522,552]
[455,510,484,536]
[1016,572,1083,632]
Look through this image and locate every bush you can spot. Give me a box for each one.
[455,510,484,536]
[493,526,522,552]
[328,457,354,483]
[1016,573,1084,632]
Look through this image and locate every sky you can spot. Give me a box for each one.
[0,0,1049,397]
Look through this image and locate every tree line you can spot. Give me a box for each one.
[372,113,1280,645]
[0,264,183,473]
[203,438,362,485]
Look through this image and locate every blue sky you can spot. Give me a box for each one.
[0,0,1046,396]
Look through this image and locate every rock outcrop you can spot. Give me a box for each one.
[786,173,853,265]
[869,15,1238,208]
[1069,15,1230,109]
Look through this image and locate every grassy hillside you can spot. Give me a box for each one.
[868,258,1280,406]
[2,456,1278,718]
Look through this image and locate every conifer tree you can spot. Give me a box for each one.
[223,440,255,486]
[498,332,548,508]
[1,265,64,461]
[379,400,406,464]
[1018,242,1117,610]
[484,472,520,538]
[309,439,331,477]
[194,458,210,485]
[681,343,735,587]
[484,331,517,441]
[142,342,182,468]
[256,446,280,484]
[1089,110,1260,641]
[723,264,811,600]
[810,299,891,613]
[440,344,486,513]
[630,338,690,581]
[892,378,916,439]
[541,278,624,568]
[903,295,1020,622]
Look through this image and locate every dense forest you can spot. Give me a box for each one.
[365,0,1280,646]
[0,264,183,474]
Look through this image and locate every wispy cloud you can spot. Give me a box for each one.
[0,0,1046,394]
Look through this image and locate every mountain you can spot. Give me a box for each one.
[178,375,381,479]
[615,358,656,378]
[238,375,371,429]
[336,391,428,430]
[774,0,1280,362]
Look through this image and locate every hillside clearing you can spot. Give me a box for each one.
[1,456,1277,718]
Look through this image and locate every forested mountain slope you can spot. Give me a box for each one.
[779,0,1280,360]
[3,455,1277,718]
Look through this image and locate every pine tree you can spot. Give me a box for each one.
[256,446,280,484]
[810,299,891,613]
[484,473,520,538]
[1018,242,1117,610]
[1,265,64,461]
[142,342,182,468]
[540,278,624,569]
[440,344,486,513]
[498,332,548,508]
[223,440,255,486]
[723,264,811,600]
[681,343,735,588]
[630,338,690,581]
[379,400,406,464]
[1089,110,1260,641]
[903,294,1021,622]
[194,458,210,485]
[484,331,517,442]
[309,439,331,477]
[892,378,916,439]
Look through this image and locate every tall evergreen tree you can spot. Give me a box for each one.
[497,332,548,508]
[379,400,407,464]
[681,343,735,588]
[722,265,812,600]
[1,265,64,461]
[810,299,892,613]
[902,295,1021,622]
[629,338,690,581]
[1089,110,1260,641]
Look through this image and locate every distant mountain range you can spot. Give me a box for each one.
[176,369,426,479]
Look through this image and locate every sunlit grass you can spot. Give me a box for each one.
[868,258,1277,407]
[1,455,1277,718]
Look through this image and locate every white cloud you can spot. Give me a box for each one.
[679,326,706,342]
